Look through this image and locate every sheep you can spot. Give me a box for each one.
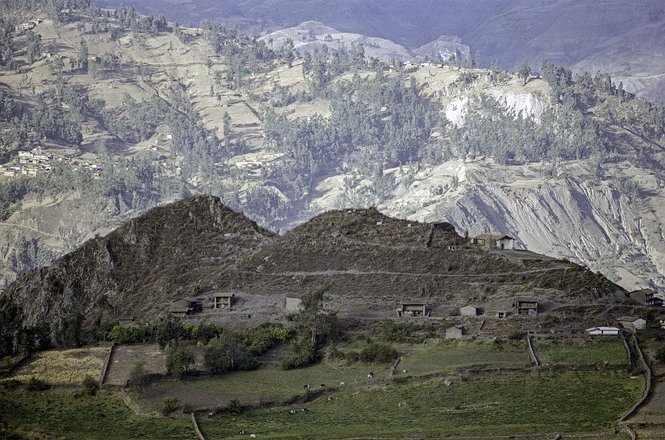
[319,383,325,387]
[303,384,310,389]
[250,434,256,439]
[339,381,345,386]
[367,372,374,379]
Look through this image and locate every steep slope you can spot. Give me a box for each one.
[4,195,273,335]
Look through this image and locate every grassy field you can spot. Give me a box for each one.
[8,347,109,385]
[0,388,197,440]
[139,360,390,411]
[395,339,529,376]
[533,339,629,366]
[197,372,643,439]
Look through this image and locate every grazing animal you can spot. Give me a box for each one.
[303,384,310,389]
[339,381,345,386]
[402,369,407,373]
[250,434,256,438]
[302,408,309,412]
[320,383,325,387]
[367,372,374,378]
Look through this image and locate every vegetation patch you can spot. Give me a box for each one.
[534,339,629,366]
[0,388,196,440]
[198,372,643,439]
[8,347,108,385]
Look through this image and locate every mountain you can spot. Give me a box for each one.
[93,0,665,101]
[2,195,627,343]
[0,4,664,306]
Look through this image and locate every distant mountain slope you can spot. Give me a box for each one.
[93,0,665,100]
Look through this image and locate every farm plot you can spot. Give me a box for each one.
[395,340,529,376]
[139,361,389,411]
[198,372,643,439]
[9,347,109,385]
[0,388,196,440]
[533,339,629,366]
[104,344,166,386]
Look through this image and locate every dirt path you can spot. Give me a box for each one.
[251,267,568,279]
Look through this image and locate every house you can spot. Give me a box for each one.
[168,298,202,316]
[212,293,235,311]
[396,303,428,317]
[445,326,464,339]
[629,289,663,307]
[460,305,478,317]
[585,326,620,336]
[514,299,538,316]
[495,310,510,319]
[472,234,515,251]
[618,316,647,331]
[285,297,302,313]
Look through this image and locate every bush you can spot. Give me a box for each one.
[281,347,320,370]
[655,347,665,363]
[162,396,181,416]
[127,361,148,391]
[82,375,99,396]
[227,398,242,414]
[26,377,49,391]
[165,341,195,379]
[359,343,398,364]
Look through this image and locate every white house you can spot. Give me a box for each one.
[585,326,620,336]
[460,305,478,317]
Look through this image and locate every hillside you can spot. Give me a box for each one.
[0,2,664,300]
[94,0,665,101]
[2,195,628,344]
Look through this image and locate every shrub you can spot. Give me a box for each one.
[281,347,320,370]
[359,343,398,364]
[227,398,242,414]
[655,347,665,363]
[82,375,99,396]
[162,396,181,416]
[127,361,148,391]
[165,341,195,379]
[26,377,49,391]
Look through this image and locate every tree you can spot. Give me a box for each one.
[518,61,531,86]
[79,39,89,71]
[204,333,256,374]
[127,361,148,390]
[164,340,194,379]
[292,283,339,349]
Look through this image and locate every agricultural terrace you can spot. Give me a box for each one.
[533,338,629,366]
[197,372,643,439]
[8,347,109,385]
[0,388,197,440]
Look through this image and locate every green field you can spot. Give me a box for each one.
[534,339,629,366]
[0,388,197,440]
[395,339,529,375]
[140,361,391,411]
[198,372,643,439]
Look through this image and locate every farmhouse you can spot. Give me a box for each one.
[168,298,202,316]
[629,289,663,307]
[445,326,464,339]
[514,299,539,316]
[212,293,235,311]
[472,234,515,251]
[460,305,478,316]
[618,316,647,331]
[585,326,620,336]
[397,303,428,317]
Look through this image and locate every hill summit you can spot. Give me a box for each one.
[2,196,627,343]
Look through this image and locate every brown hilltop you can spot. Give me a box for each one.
[4,195,273,336]
[3,198,628,341]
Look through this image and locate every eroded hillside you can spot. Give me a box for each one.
[0,2,664,295]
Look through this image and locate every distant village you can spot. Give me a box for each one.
[0,146,104,178]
